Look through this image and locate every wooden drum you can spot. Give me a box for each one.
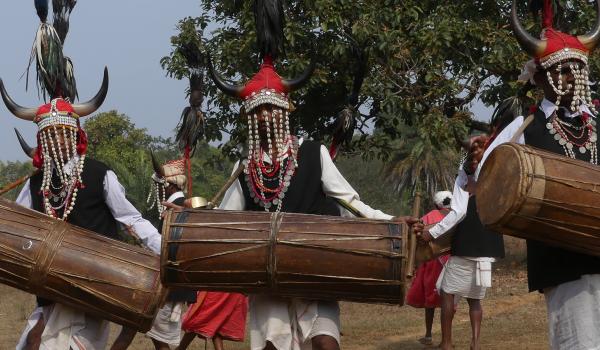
[415,226,452,263]
[476,143,600,256]
[0,199,166,331]
[161,209,409,304]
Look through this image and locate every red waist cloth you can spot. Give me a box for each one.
[406,209,450,308]
[182,291,248,341]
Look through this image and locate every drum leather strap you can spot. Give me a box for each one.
[166,211,190,283]
[268,212,285,290]
[510,114,535,143]
[29,221,69,293]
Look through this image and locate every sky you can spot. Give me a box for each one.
[0,1,493,162]
[0,1,203,161]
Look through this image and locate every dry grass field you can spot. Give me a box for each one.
[0,265,549,350]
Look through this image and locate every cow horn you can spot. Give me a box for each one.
[71,67,109,117]
[207,56,243,98]
[578,0,600,50]
[0,79,37,121]
[14,128,36,159]
[282,57,316,92]
[151,151,165,178]
[510,0,546,57]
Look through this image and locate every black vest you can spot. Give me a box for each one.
[30,158,119,306]
[523,108,600,292]
[30,158,119,239]
[239,140,340,216]
[452,196,505,258]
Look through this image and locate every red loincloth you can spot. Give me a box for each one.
[181,291,248,341]
[406,209,450,308]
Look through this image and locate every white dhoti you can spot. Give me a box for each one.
[440,256,493,300]
[544,274,600,350]
[146,301,184,346]
[16,303,110,350]
[249,295,340,350]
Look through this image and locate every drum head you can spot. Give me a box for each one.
[476,143,530,226]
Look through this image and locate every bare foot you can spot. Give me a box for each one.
[419,336,433,346]
[437,343,453,350]
[470,339,480,350]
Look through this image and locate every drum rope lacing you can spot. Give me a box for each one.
[29,221,68,292]
[166,225,405,266]
[504,148,600,250]
[267,212,284,290]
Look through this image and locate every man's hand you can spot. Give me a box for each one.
[418,228,434,243]
[392,216,425,233]
[160,201,185,219]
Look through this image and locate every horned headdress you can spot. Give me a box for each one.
[1,0,109,220]
[207,0,314,212]
[511,0,600,113]
[147,152,188,216]
[511,0,599,163]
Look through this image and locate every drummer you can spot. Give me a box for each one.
[11,101,163,349]
[199,3,421,350]
[474,2,600,348]
[1,2,163,349]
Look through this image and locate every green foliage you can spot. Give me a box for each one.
[162,0,600,195]
[0,161,35,201]
[335,154,409,217]
[188,142,234,199]
[83,111,231,221]
[84,111,161,221]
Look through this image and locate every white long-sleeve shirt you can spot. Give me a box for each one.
[219,138,394,220]
[16,157,162,254]
[429,168,469,239]
[476,98,594,179]
[428,168,495,264]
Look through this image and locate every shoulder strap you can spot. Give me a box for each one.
[510,114,535,143]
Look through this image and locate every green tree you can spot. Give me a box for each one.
[84,111,231,217]
[162,1,599,195]
[84,111,171,221]
[0,161,35,201]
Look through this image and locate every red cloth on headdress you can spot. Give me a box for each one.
[541,29,589,58]
[35,99,75,117]
[534,0,589,60]
[406,209,450,308]
[32,133,44,169]
[76,127,87,155]
[240,56,287,99]
[182,291,248,341]
[542,0,553,29]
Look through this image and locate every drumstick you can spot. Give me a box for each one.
[406,191,421,278]
[334,198,365,218]
[207,164,246,209]
[509,114,534,143]
[0,170,40,196]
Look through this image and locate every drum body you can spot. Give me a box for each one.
[0,199,165,331]
[476,143,600,256]
[162,209,408,304]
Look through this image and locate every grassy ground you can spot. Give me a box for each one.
[0,266,548,350]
